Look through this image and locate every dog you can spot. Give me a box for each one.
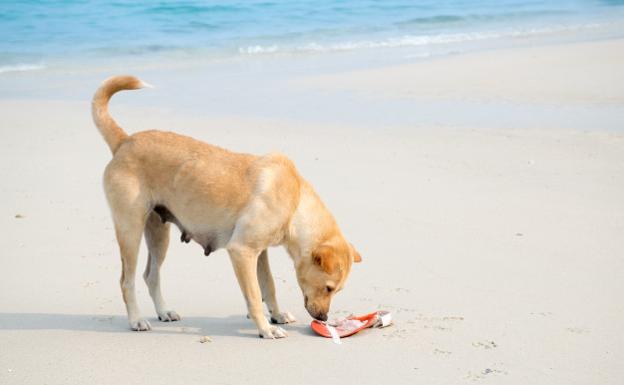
[92,75,361,338]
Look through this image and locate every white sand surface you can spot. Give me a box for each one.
[1,39,623,385]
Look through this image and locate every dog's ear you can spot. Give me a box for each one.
[349,243,362,263]
[312,245,337,273]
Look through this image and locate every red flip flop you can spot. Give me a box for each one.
[311,311,390,339]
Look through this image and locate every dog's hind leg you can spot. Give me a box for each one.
[105,170,151,331]
[144,211,180,322]
[257,249,296,325]
[112,208,150,331]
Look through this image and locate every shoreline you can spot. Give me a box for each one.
[2,10,624,74]
[2,37,622,133]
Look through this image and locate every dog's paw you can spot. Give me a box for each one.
[158,310,181,322]
[259,325,288,339]
[270,311,296,324]
[130,319,152,331]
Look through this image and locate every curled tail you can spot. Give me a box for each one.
[91,75,151,154]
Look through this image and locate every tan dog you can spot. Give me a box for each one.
[92,75,361,338]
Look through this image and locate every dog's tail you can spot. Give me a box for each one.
[91,75,152,154]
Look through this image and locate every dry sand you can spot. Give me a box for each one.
[1,39,623,385]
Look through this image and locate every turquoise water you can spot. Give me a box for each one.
[1,0,624,71]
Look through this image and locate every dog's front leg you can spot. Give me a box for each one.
[257,249,296,324]
[228,245,288,339]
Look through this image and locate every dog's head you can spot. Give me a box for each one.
[295,238,362,321]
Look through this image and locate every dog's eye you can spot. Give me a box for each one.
[326,286,334,293]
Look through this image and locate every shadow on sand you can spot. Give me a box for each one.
[0,312,313,339]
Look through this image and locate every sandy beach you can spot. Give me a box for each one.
[1,37,623,385]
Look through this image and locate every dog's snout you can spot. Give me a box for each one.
[314,313,328,322]
[306,305,328,321]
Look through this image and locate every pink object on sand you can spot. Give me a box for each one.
[310,311,392,340]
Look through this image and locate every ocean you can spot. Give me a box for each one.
[1,0,624,73]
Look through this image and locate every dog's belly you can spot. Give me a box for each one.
[189,229,232,255]
[153,205,233,256]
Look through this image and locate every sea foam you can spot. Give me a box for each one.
[237,23,604,56]
[0,63,45,74]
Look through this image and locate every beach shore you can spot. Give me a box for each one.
[1,38,623,385]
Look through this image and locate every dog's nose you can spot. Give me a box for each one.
[305,305,327,321]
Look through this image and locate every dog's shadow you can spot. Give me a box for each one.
[0,312,312,339]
